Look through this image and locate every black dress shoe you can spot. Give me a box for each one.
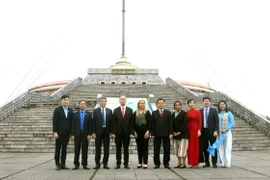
[103,165,110,169]
[56,164,61,170]
[60,165,69,170]
[213,164,218,168]
[83,166,90,170]
[164,165,171,169]
[174,165,180,168]
[115,165,120,169]
[143,165,148,169]
[72,165,79,170]
[203,164,210,168]
[154,165,160,169]
[124,165,130,169]
[93,165,100,169]
[180,165,186,169]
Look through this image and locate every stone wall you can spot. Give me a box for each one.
[84,74,164,85]
[209,91,270,136]
[166,78,198,100]
[0,77,83,121]
[87,68,159,75]
[0,91,52,121]
[51,77,83,100]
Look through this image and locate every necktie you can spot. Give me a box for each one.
[102,108,105,127]
[80,111,84,130]
[121,107,125,118]
[160,109,163,117]
[204,108,208,128]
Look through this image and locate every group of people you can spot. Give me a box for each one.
[52,94,235,170]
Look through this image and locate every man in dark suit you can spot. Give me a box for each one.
[111,95,133,169]
[92,97,113,169]
[151,98,173,169]
[200,97,219,168]
[53,94,73,170]
[71,100,92,170]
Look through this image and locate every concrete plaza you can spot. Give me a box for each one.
[0,151,270,180]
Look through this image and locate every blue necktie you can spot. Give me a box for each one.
[80,111,84,130]
[102,108,105,127]
[204,108,208,128]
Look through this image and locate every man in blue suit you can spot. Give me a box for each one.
[200,97,219,168]
[92,97,113,169]
[71,100,92,170]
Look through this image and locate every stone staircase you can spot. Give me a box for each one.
[0,84,270,153]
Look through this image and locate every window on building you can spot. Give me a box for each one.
[100,81,106,84]
[111,81,116,84]
[142,81,147,85]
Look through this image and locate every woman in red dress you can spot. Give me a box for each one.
[186,99,202,168]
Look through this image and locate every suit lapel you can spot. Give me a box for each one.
[83,111,88,127]
[61,107,67,119]
[105,108,109,126]
[174,112,179,119]
[156,110,160,118]
[208,108,211,119]
[77,111,81,127]
[98,107,102,119]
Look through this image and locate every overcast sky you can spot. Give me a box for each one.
[0,0,269,116]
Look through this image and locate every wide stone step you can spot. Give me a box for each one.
[0,123,52,127]
[1,119,52,122]
[0,130,52,134]
[233,139,270,144]
[233,129,262,132]
[233,135,269,139]
[233,133,267,137]
[233,146,270,151]
[5,116,53,120]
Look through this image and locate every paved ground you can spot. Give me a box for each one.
[0,151,270,180]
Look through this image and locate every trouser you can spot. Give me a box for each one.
[154,137,170,166]
[95,127,110,165]
[202,128,217,165]
[74,131,89,166]
[54,131,70,166]
[135,128,149,164]
[218,131,232,167]
[115,132,130,165]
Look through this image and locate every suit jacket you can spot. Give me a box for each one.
[172,110,188,139]
[53,106,73,136]
[112,106,133,135]
[92,107,113,136]
[151,109,173,137]
[71,110,92,138]
[200,107,219,134]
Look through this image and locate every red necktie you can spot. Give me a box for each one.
[121,107,125,118]
[160,109,163,117]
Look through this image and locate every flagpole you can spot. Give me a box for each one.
[121,0,125,58]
